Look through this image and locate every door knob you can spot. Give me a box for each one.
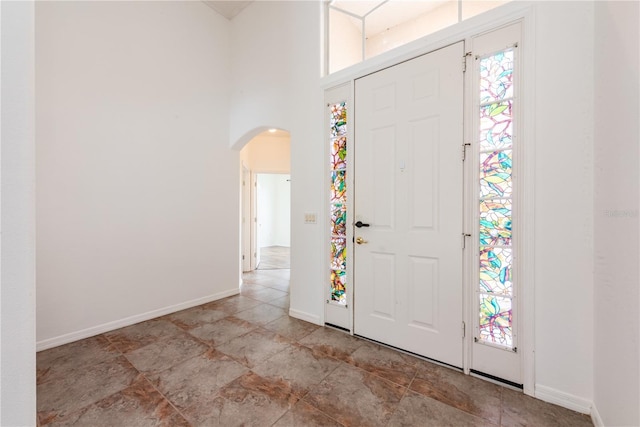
[355,221,370,228]
[356,237,368,244]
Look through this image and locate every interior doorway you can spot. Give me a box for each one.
[256,173,290,270]
[239,129,291,274]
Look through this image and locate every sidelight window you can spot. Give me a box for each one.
[477,48,515,349]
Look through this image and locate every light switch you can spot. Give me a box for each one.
[304,213,317,224]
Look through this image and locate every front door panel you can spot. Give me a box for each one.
[354,42,464,367]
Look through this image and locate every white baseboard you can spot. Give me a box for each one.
[590,402,604,427]
[535,384,593,415]
[289,308,322,325]
[36,288,239,352]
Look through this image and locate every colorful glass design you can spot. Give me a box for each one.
[479,295,512,346]
[330,102,348,305]
[330,103,347,137]
[331,237,347,270]
[480,101,512,150]
[330,270,346,303]
[331,204,347,236]
[479,199,512,246]
[331,136,347,170]
[331,170,346,204]
[480,50,514,104]
[479,247,512,295]
[477,49,515,349]
[480,150,512,199]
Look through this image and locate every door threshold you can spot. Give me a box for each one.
[470,369,523,390]
[324,323,350,333]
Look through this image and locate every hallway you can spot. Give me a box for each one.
[36,269,591,426]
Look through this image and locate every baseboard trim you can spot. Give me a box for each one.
[288,308,321,325]
[590,402,604,427]
[535,384,592,415]
[36,288,239,352]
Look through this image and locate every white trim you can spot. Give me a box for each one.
[289,308,322,326]
[590,402,604,427]
[534,384,593,415]
[519,6,536,397]
[36,288,239,352]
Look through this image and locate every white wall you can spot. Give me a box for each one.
[593,2,640,426]
[257,174,291,248]
[532,1,595,405]
[1,2,37,424]
[35,1,239,347]
[231,0,325,324]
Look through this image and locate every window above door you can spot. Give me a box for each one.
[326,0,510,74]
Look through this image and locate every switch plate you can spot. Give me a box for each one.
[304,213,317,224]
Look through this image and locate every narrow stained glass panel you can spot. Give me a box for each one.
[479,294,513,347]
[480,50,514,104]
[331,237,346,270]
[480,101,512,151]
[330,102,347,137]
[480,199,512,246]
[331,170,346,204]
[330,270,346,304]
[479,247,513,295]
[330,203,346,236]
[329,101,347,307]
[331,136,347,170]
[480,150,512,199]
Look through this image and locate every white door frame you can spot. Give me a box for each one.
[321,2,536,396]
[242,164,252,272]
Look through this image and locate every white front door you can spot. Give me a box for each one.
[353,42,464,367]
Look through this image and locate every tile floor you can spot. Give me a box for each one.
[257,246,290,270]
[37,268,592,426]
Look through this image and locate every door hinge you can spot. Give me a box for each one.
[462,52,472,73]
[462,233,471,249]
[242,255,245,260]
[462,321,466,338]
[462,143,471,161]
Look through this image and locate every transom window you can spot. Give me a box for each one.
[327,0,510,74]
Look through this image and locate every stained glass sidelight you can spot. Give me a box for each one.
[329,102,348,305]
[477,49,515,349]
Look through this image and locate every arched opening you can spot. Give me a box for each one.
[237,128,291,274]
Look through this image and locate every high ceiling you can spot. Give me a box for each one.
[203,1,253,20]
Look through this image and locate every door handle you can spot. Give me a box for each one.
[355,221,370,228]
[355,237,368,244]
